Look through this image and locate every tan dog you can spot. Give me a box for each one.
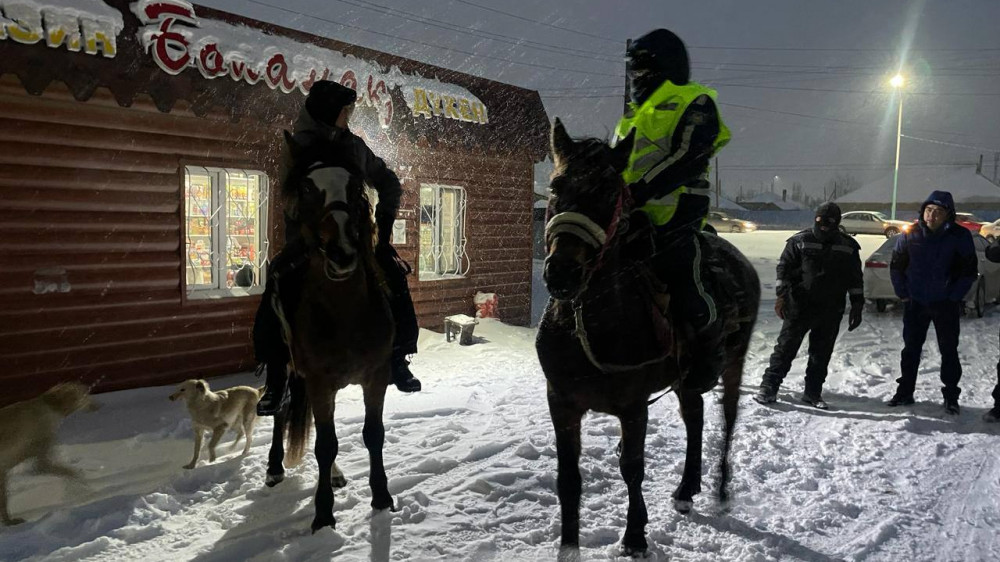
[168,379,262,469]
[0,382,98,526]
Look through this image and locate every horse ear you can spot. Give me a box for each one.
[611,128,636,172]
[550,118,574,160]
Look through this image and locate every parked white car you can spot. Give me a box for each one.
[980,219,1000,242]
[841,211,913,238]
[706,210,757,233]
[863,234,1000,317]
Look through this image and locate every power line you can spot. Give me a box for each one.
[710,83,1000,96]
[245,0,624,78]
[333,0,623,63]
[688,45,1000,53]
[720,162,975,171]
[719,101,999,140]
[450,0,622,45]
[901,134,1000,153]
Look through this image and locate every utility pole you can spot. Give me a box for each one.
[715,157,720,209]
[623,39,631,113]
[994,152,999,184]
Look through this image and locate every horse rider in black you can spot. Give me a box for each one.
[253,80,422,416]
[614,29,732,392]
[754,202,864,409]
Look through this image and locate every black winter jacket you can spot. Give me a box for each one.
[776,229,864,314]
[281,104,402,245]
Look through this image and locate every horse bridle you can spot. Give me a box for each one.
[545,174,673,374]
[544,175,632,282]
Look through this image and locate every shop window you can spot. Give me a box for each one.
[184,166,269,297]
[419,184,469,280]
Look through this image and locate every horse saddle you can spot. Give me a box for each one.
[636,231,744,354]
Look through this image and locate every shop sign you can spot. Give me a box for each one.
[132,0,487,128]
[0,1,123,57]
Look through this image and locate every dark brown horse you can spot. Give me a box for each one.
[536,119,760,557]
[265,132,395,532]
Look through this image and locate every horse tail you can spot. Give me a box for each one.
[284,375,311,468]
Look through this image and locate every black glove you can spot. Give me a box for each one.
[848,305,862,331]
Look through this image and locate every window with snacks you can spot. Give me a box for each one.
[184,166,269,297]
[419,184,469,280]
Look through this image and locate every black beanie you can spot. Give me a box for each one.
[305,80,358,127]
[815,202,842,224]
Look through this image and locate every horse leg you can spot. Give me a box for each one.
[548,391,584,551]
[618,405,649,557]
[719,339,748,505]
[362,379,393,511]
[266,407,286,486]
[310,385,338,533]
[673,389,704,513]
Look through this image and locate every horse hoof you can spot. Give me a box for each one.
[619,544,650,559]
[310,516,336,533]
[331,475,347,488]
[556,545,581,562]
[265,472,285,487]
[673,498,693,514]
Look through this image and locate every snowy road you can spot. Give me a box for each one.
[3,232,1000,561]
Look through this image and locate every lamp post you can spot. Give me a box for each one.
[890,73,904,220]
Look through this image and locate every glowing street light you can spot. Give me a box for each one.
[890,73,905,220]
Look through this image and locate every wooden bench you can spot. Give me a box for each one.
[444,314,479,345]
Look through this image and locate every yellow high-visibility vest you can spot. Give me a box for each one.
[614,81,730,226]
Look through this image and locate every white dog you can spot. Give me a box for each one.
[0,382,99,525]
[169,379,262,469]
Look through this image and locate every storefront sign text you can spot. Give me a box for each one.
[0,2,122,57]
[132,0,487,128]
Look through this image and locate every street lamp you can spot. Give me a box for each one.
[890,73,905,220]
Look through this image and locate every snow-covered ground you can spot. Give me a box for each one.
[4,232,1000,561]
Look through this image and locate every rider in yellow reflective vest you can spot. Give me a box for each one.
[614,29,731,391]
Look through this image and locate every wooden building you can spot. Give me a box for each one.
[0,0,548,403]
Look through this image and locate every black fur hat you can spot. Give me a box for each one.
[305,80,358,127]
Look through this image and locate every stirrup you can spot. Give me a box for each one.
[257,384,289,416]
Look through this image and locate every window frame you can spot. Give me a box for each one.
[418,183,470,281]
[181,165,270,301]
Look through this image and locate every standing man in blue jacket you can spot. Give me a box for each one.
[888,190,978,414]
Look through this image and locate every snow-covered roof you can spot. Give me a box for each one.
[835,167,1000,205]
[742,191,808,210]
[709,192,747,211]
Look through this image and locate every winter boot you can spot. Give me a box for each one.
[982,406,1000,423]
[753,385,778,405]
[886,393,914,407]
[943,397,960,416]
[392,355,422,393]
[257,361,290,416]
[801,392,828,410]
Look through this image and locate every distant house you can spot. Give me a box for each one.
[709,192,747,211]
[835,166,1000,212]
[738,191,808,211]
